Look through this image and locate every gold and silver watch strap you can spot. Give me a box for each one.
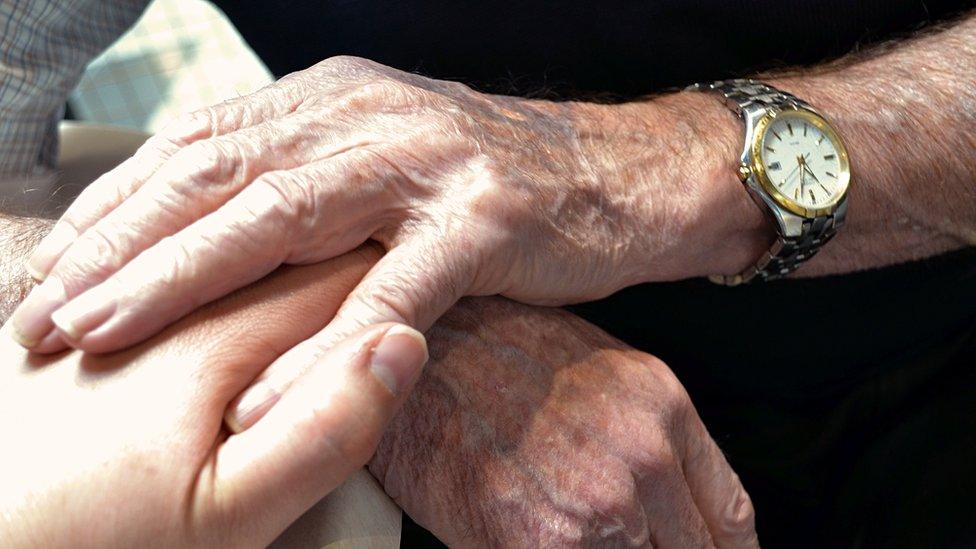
[692,79,845,285]
[692,79,812,117]
[708,213,841,285]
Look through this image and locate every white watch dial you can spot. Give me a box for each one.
[759,113,847,209]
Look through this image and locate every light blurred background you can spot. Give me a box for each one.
[68,0,274,133]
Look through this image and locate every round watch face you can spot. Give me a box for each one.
[755,110,850,215]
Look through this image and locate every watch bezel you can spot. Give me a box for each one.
[750,106,852,218]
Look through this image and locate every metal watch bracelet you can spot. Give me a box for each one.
[691,79,845,286]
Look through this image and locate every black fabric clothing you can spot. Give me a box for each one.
[570,247,976,548]
[211,2,976,547]
[218,0,973,98]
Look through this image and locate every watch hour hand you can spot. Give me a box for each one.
[803,164,822,184]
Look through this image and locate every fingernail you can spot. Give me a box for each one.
[9,277,67,348]
[370,325,428,396]
[226,383,281,434]
[50,286,118,342]
[23,262,46,282]
[27,223,77,281]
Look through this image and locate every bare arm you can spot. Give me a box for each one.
[771,12,976,272]
[0,212,755,546]
[575,10,976,279]
[0,214,51,323]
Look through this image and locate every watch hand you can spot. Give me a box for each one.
[784,162,801,183]
[803,164,822,184]
[797,156,807,190]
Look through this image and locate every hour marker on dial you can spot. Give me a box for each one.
[824,154,836,160]
[769,161,782,171]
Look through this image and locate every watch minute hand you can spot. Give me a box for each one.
[803,164,822,184]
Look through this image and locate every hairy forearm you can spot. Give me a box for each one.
[0,214,51,323]
[768,10,976,273]
[568,10,975,281]
[0,170,91,322]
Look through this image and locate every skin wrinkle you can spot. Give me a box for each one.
[22,15,976,354]
[3,229,749,546]
[0,215,51,323]
[768,11,976,268]
[2,12,971,547]
[371,297,742,547]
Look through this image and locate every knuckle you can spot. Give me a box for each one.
[203,101,246,134]
[353,274,427,326]
[321,54,361,69]
[346,79,419,112]
[363,78,410,98]
[637,439,681,480]
[642,357,694,422]
[582,477,649,543]
[251,171,314,230]
[666,383,694,422]
[171,140,225,182]
[56,225,126,289]
[169,139,243,189]
[317,55,376,78]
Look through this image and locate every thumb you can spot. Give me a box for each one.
[205,322,428,544]
[225,240,467,432]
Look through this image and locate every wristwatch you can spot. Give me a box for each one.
[690,79,852,285]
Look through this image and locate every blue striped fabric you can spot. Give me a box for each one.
[0,0,147,177]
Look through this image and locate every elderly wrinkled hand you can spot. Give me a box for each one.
[371,298,759,548]
[0,249,427,547]
[13,55,677,354]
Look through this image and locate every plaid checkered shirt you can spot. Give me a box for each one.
[0,0,147,176]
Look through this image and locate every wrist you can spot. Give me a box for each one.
[566,93,770,284]
[0,214,52,322]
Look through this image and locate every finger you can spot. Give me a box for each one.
[48,150,395,353]
[12,117,332,354]
[26,81,311,281]
[11,100,326,352]
[225,239,469,432]
[24,98,401,353]
[680,414,759,549]
[204,323,428,545]
[24,123,198,283]
[636,448,716,549]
